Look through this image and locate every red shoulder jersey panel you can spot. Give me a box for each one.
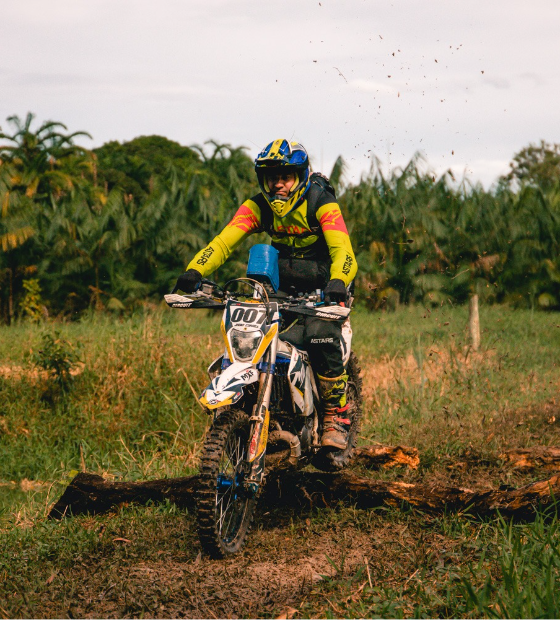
[227,204,261,233]
[318,207,349,234]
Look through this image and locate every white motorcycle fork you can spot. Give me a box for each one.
[244,328,279,495]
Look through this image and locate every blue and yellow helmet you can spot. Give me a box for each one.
[255,139,310,218]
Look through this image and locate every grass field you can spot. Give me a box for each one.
[1,303,560,618]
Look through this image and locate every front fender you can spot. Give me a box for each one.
[199,362,259,410]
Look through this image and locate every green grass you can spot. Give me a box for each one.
[294,508,560,619]
[0,308,218,483]
[1,304,560,617]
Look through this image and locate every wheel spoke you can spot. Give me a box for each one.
[216,482,233,509]
[222,498,240,539]
[218,492,234,531]
[221,442,234,472]
[197,409,257,557]
[222,434,243,473]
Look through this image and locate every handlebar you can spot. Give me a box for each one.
[172,278,326,305]
[166,277,352,319]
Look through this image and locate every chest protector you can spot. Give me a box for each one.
[252,173,338,292]
[256,173,337,262]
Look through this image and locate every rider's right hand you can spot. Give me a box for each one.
[173,269,202,294]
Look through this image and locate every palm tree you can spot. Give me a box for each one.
[0,112,92,199]
[40,189,129,310]
[0,160,38,322]
[323,155,347,197]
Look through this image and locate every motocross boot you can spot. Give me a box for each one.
[317,373,350,449]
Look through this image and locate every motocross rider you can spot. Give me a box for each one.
[174,139,358,449]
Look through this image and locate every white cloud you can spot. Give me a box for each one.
[350,79,395,95]
[431,159,511,188]
[519,72,547,87]
[482,77,511,90]
[1,0,560,186]
[3,0,102,25]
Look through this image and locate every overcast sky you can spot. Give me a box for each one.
[2,0,559,188]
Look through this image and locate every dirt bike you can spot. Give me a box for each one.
[165,245,362,558]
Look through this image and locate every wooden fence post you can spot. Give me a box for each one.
[468,294,480,351]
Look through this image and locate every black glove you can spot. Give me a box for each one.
[173,269,202,294]
[323,279,347,305]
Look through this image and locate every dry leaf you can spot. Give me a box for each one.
[45,573,57,585]
[275,607,298,619]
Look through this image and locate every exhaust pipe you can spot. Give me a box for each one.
[268,430,301,467]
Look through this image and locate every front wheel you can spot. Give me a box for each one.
[196,408,256,558]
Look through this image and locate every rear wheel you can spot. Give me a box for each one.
[196,408,256,557]
[313,351,363,471]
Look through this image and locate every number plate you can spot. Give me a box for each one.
[227,302,268,329]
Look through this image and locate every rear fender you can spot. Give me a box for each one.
[199,362,259,410]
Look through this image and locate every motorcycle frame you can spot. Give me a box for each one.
[165,286,352,496]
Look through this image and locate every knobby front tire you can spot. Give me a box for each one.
[196,408,256,558]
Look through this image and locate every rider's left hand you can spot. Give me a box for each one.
[324,279,347,305]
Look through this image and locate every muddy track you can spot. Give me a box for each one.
[36,511,418,619]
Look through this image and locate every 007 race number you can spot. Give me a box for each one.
[230,306,266,325]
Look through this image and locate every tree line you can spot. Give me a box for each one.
[1,112,560,323]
